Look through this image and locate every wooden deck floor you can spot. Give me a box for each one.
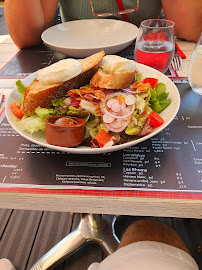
[0,209,202,270]
[0,210,104,270]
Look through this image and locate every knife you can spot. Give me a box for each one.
[175,43,186,59]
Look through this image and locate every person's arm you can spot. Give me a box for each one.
[161,0,202,42]
[4,0,59,48]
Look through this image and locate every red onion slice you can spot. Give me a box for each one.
[103,113,114,124]
[56,102,80,110]
[104,119,130,133]
[109,119,123,129]
[122,88,137,94]
[85,93,99,100]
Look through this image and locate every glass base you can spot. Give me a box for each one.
[191,87,202,95]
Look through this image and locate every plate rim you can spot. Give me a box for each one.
[41,19,139,50]
[5,63,180,154]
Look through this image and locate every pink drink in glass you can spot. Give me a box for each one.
[135,40,174,73]
[134,20,175,73]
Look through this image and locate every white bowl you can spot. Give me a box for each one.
[41,19,139,58]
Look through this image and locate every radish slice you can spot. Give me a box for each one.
[101,103,135,119]
[110,136,117,142]
[64,97,71,105]
[125,95,135,106]
[103,113,114,124]
[111,102,122,112]
[107,98,117,108]
[103,140,114,148]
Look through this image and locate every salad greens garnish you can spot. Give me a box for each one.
[149,83,171,113]
[16,80,27,99]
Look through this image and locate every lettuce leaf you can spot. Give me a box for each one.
[35,107,55,119]
[16,80,27,99]
[138,89,151,103]
[52,97,66,108]
[79,99,98,115]
[84,117,102,139]
[135,95,146,114]
[149,83,171,113]
[17,115,45,134]
[125,122,141,135]
[134,72,143,81]
[67,106,90,121]
[125,111,149,136]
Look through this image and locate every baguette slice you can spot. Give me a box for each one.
[90,68,136,89]
[22,51,105,114]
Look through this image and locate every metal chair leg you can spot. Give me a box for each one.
[30,214,119,270]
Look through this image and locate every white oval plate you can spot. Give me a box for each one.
[41,19,138,58]
[5,63,180,154]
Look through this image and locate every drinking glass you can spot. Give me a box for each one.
[188,32,202,95]
[134,19,175,73]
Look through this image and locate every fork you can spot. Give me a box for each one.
[171,48,183,71]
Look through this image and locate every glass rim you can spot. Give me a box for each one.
[89,0,140,17]
[141,19,175,28]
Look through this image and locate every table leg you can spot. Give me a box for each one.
[30,214,119,270]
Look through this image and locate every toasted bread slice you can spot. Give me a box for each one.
[21,51,105,114]
[90,68,136,89]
